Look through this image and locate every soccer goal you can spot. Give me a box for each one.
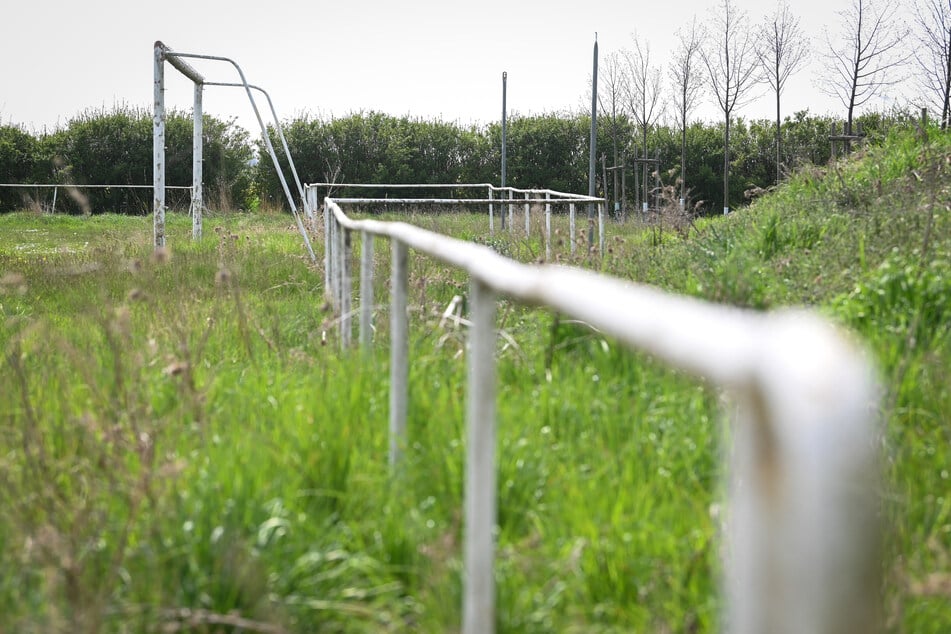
[152,41,315,263]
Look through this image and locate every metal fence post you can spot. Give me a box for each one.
[488,187,494,235]
[338,223,345,307]
[337,219,344,309]
[524,191,530,236]
[306,186,319,235]
[341,228,352,349]
[360,231,374,353]
[463,277,497,634]
[569,202,576,256]
[324,198,333,300]
[328,214,337,304]
[389,240,409,467]
[507,189,514,232]
[545,192,551,260]
[726,315,880,634]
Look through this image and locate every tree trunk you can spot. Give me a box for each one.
[634,143,640,211]
[681,116,687,206]
[943,52,951,129]
[724,116,731,214]
[775,57,782,184]
[612,136,619,216]
[642,127,649,211]
[621,155,627,219]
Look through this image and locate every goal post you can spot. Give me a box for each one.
[153,40,205,247]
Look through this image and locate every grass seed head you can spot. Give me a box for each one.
[0,272,27,295]
[162,360,189,377]
[151,246,172,265]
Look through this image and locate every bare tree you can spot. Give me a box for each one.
[598,51,630,216]
[819,0,909,139]
[701,0,761,214]
[757,1,809,184]
[913,0,951,128]
[623,35,664,212]
[669,18,706,207]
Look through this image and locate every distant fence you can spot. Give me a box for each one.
[312,184,881,634]
[307,182,606,258]
[0,183,192,214]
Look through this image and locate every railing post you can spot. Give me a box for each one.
[524,191,530,236]
[389,240,409,467]
[340,228,352,349]
[306,186,319,233]
[329,214,339,304]
[507,189,514,232]
[488,186,494,236]
[360,231,374,353]
[726,315,880,634]
[544,192,551,260]
[463,277,497,634]
[324,198,333,300]
[569,202,576,256]
[334,217,344,310]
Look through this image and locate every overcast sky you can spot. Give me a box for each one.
[0,0,916,136]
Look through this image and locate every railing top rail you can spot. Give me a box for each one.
[310,182,491,189]
[329,197,598,205]
[308,182,603,202]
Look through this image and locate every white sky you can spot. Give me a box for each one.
[0,0,916,136]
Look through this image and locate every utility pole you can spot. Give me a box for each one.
[588,35,598,249]
[501,71,507,230]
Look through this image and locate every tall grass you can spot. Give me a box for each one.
[1,125,949,632]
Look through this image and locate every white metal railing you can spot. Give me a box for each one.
[315,188,881,634]
[307,183,605,257]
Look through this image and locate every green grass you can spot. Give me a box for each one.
[1,126,950,632]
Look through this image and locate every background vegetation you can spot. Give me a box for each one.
[0,124,948,632]
[0,105,908,216]
[0,106,252,214]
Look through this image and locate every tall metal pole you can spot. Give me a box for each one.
[501,71,507,231]
[588,36,598,249]
[153,42,166,249]
[191,82,203,239]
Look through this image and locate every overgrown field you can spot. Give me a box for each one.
[1,128,949,633]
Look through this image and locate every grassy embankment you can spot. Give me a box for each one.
[0,125,948,632]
